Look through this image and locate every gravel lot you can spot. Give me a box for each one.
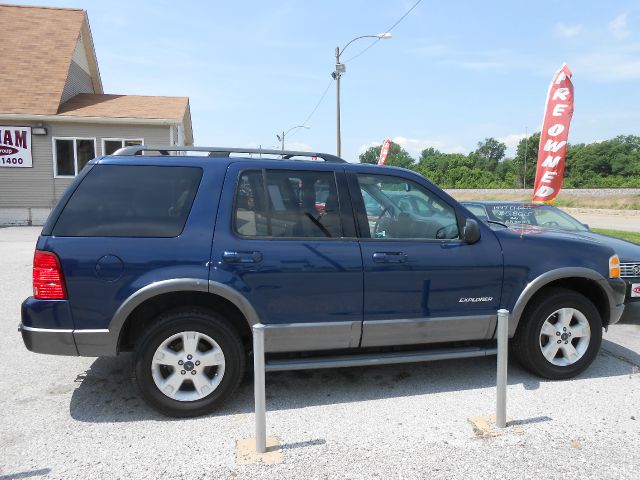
[1,227,639,480]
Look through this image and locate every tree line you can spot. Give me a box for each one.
[358,134,640,188]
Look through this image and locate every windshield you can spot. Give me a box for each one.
[483,204,588,232]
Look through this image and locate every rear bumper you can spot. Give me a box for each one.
[19,324,78,356]
[21,297,117,357]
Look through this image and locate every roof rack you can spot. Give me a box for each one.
[111,146,347,163]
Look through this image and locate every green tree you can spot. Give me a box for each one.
[472,137,507,172]
[359,141,415,169]
[512,132,540,188]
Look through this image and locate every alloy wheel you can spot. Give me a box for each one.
[151,331,226,401]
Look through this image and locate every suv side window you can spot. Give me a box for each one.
[52,165,202,237]
[234,169,343,238]
[357,173,459,240]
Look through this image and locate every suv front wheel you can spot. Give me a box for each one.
[513,288,603,380]
[133,308,245,417]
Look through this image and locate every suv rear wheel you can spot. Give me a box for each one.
[513,288,602,380]
[133,308,245,417]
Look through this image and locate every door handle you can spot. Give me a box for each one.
[372,252,408,263]
[222,251,263,263]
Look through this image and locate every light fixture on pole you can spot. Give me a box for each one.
[276,124,310,151]
[333,32,392,157]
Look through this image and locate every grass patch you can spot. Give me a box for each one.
[448,192,640,210]
[591,228,640,244]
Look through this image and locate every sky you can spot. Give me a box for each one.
[10,0,640,161]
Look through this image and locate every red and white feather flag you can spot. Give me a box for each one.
[377,139,391,165]
[533,64,574,202]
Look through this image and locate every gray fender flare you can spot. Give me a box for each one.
[105,278,260,353]
[508,267,614,336]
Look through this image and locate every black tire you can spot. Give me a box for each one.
[133,308,245,418]
[512,288,602,380]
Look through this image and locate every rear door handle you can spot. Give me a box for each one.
[222,251,263,263]
[372,252,408,263]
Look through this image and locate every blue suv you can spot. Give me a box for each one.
[20,146,627,417]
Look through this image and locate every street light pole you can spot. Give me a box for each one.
[523,126,528,189]
[333,33,392,158]
[276,125,310,151]
[335,46,341,157]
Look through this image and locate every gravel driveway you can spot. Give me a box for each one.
[1,227,639,479]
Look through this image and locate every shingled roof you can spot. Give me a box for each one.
[57,94,189,121]
[58,93,193,143]
[0,4,192,143]
[0,4,102,115]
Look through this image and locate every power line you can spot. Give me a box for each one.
[301,78,334,126]
[293,0,423,132]
[345,0,423,62]
[386,0,423,33]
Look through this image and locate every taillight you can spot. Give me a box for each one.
[33,250,67,300]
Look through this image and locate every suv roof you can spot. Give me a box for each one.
[112,145,347,163]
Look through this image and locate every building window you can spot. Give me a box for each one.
[53,137,97,177]
[102,138,143,155]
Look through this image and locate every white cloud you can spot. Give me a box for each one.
[392,136,467,155]
[498,133,527,156]
[283,141,313,151]
[358,137,466,158]
[392,136,446,156]
[358,141,382,154]
[405,43,452,56]
[555,23,583,38]
[573,43,640,80]
[442,49,543,73]
[609,13,631,39]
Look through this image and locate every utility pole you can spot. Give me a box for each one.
[332,33,392,158]
[335,46,342,157]
[523,126,528,189]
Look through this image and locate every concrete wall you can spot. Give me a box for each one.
[0,121,172,225]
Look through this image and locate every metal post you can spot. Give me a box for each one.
[253,324,267,453]
[523,126,528,189]
[335,46,341,157]
[281,131,285,151]
[496,309,509,428]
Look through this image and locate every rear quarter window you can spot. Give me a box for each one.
[52,165,202,237]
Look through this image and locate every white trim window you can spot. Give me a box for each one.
[102,138,144,156]
[53,137,97,177]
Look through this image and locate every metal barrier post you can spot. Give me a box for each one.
[496,309,509,428]
[253,324,267,453]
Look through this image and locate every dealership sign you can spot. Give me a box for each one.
[0,126,32,168]
[532,64,574,203]
[378,139,391,165]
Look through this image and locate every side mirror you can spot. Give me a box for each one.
[462,218,481,244]
[583,223,590,230]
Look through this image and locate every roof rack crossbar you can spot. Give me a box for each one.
[111,146,346,163]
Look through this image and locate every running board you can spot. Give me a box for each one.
[265,346,497,372]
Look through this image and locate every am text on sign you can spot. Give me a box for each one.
[0,126,33,168]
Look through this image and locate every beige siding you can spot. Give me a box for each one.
[0,121,171,208]
[72,34,91,73]
[61,36,95,103]
[61,61,94,103]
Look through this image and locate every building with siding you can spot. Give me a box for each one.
[0,4,193,225]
